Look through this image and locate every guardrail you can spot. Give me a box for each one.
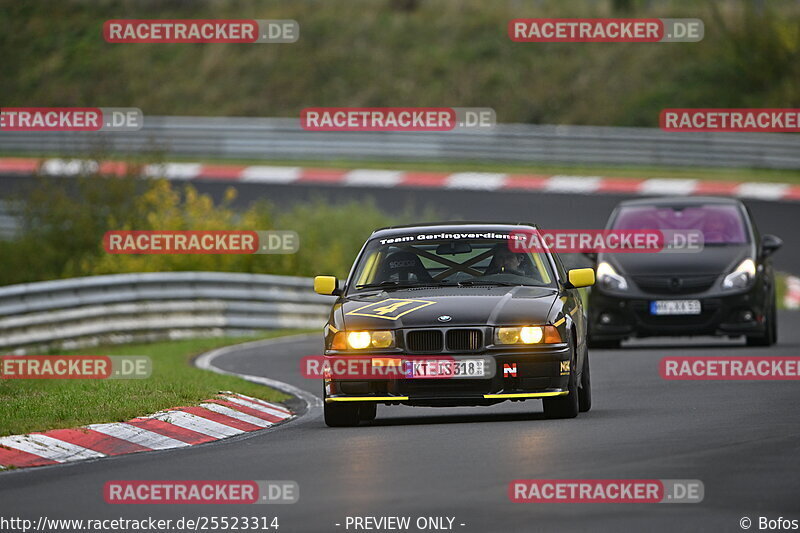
[1,116,798,169]
[0,272,330,353]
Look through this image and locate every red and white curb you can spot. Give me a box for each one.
[0,392,292,470]
[2,157,800,202]
[786,276,800,310]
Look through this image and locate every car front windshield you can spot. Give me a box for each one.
[612,205,749,245]
[348,234,555,293]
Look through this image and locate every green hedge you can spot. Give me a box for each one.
[0,173,410,285]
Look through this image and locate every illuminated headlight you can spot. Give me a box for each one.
[495,325,562,345]
[347,332,372,349]
[332,330,396,350]
[596,261,628,291]
[722,259,756,290]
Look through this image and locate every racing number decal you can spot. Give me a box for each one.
[373,301,415,316]
[346,298,436,320]
[560,360,570,375]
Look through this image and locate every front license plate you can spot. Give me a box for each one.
[650,300,701,315]
[409,359,485,378]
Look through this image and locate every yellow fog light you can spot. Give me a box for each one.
[371,330,394,348]
[347,331,372,350]
[497,327,520,344]
[519,326,544,344]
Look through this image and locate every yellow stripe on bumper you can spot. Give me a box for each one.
[483,391,568,399]
[326,396,409,403]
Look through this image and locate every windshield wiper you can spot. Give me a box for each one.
[355,281,446,290]
[457,280,519,287]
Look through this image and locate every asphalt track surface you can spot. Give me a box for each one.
[2,315,800,532]
[135,180,800,273]
[1,178,799,532]
[1,176,800,272]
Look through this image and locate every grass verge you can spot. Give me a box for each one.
[0,330,313,437]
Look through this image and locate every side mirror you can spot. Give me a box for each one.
[760,234,782,258]
[566,268,595,289]
[314,275,341,296]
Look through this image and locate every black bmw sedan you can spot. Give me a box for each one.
[313,223,595,426]
[588,197,782,348]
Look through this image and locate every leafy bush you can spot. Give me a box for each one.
[0,174,407,285]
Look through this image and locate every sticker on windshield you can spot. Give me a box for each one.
[378,232,512,244]
[346,298,436,320]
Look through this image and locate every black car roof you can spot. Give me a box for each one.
[616,196,744,208]
[370,222,538,240]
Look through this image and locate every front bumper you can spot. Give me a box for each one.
[324,345,571,407]
[588,288,767,340]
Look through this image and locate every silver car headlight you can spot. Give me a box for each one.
[596,261,628,291]
[722,259,756,290]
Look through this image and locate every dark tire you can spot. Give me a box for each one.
[358,402,377,422]
[543,345,579,419]
[324,401,361,427]
[587,336,621,350]
[746,296,777,347]
[578,350,592,413]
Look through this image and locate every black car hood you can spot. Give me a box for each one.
[603,246,750,277]
[340,286,559,329]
